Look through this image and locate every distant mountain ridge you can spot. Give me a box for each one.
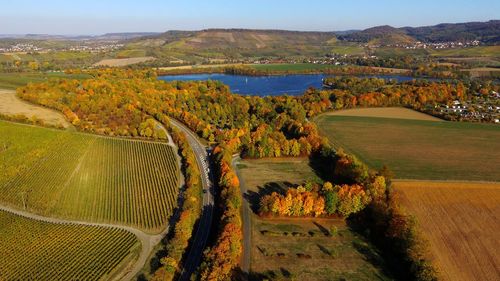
[0,32,161,41]
[340,20,500,44]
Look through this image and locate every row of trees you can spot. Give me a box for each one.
[311,145,438,281]
[199,144,242,280]
[151,125,202,281]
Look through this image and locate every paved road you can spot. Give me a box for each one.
[0,204,167,281]
[232,156,251,276]
[169,119,214,281]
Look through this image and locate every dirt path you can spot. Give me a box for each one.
[0,89,71,128]
[0,201,167,281]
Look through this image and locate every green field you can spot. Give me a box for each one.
[0,121,180,233]
[0,210,139,280]
[0,72,91,90]
[315,114,500,181]
[251,63,340,72]
[429,46,500,58]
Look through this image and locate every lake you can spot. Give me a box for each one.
[158,73,420,96]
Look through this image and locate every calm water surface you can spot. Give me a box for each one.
[158,73,420,96]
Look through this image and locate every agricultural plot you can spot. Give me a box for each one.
[315,109,500,181]
[237,158,392,280]
[250,63,339,72]
[396,181,500,281]
[0,121,180,233]
[251,218,393,281]
[0,209,139,281]
[93,56,155,67]
[0,89,70,128]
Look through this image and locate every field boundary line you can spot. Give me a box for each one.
[393,179,500,184]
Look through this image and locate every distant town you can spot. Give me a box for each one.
[0,42,124,53]
[438,91,500,123]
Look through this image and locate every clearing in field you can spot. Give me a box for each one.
[315,110,500,181]
[94,56,156,67]
[0,72,91,90]
[322,107,443,121]
[0,120,180,233]
[251,218,392,281]
[0,209,139,281]
[237,158,392,280]
[250,63,338,72]
[396,181,500,281]
[0,89,71,128]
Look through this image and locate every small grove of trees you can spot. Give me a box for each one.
[259,181,373,218]
[199,144,242,280]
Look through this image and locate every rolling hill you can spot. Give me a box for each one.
[340,20,500,44]
[122,29,339,61]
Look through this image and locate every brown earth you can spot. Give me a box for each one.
[0,89,70,128]
[93,56,155,67]
[396,180,500,281]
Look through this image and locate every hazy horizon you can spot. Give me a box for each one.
[1,0,499,35]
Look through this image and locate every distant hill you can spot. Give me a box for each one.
[402,20,500,43]
[123,29,338,60]
[339,25,416,45]
[341,20,500,44]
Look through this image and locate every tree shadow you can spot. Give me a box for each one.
[316,244,332,256]
[244,181,293,214]
[313,221,331,236]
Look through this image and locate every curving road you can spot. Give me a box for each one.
[0,203,167,281]
[169,118,214,281]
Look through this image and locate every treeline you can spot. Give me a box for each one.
[314,146,438,281]
[150,125,202,280]
[199,143,243,280]
[0,112,65,129]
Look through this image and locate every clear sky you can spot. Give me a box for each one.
[1,0,498,35]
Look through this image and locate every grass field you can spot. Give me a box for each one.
[396,181,500,281]
[251,218,392,281]
[323,107,443,121]
[0,120,180,233]
[94,56,155,67]
[250,63,340,72]
[0,72,90,90]
[237,158,321,210]
[315,109,500,181]
[0,89,70,127]
[0,209,139,280]
[237,158,392,280]
[429,46,500,58]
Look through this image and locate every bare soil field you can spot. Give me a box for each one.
[94,56,155,67]
[396,181,500,281]
[0,89,70,128]
[322,107,443,121]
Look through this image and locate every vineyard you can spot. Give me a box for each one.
[0,210,139,280]
[0,121,180,233]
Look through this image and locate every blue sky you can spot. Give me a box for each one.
[0,0,498,34]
